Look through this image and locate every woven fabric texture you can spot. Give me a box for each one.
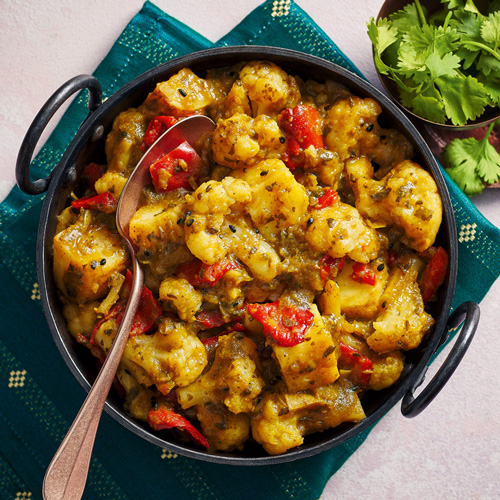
[1,1,499,499]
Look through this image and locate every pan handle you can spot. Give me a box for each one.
[16,74,102,195]
[401,301,480,418]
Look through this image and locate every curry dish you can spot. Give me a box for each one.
[53,61,448,455]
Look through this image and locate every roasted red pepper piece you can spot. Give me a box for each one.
[149,141,203,192]
[148,407,209,449]
[319,255,345,283]
[177,258,239,288]
[196,310,226,328]
[141,115,179,152]
[418,246,449,303]
[123,270,163,336]
[316,188,339,209]
[247,301,314,347]
[350,262,377,286]
[71,192,118,214]
[81,162,106,189]
[278,104,325,169]
[338,342,373,386]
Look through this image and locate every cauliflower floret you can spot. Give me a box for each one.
[231,159,309,240]
[369,350,405,390]
[251,380,365,455]
[305,200,380,263]
[104,108,147,175]
[324,96,381,162]
[219,79,252,119]
[139,68,215,118]
[177,331,264,415]
[184,176,252,264]
[346,157,442,252]
[369,266,434,353]
[118,317,207,394]
[239,61,301,116]
[159,277,203,322]
[212,113,285,169]
[94,171,128,198]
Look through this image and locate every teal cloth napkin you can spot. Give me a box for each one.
[1,1,500,499]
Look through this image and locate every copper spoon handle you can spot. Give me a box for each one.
[42,256,143,500]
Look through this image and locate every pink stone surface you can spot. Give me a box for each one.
[1,1,499,498]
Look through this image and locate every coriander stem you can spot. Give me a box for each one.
[483,123,495,142]
[461,41,500,61]
[443,11,452,31]
[414,0,427,27]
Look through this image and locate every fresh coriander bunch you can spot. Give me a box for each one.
[368,0,500,127]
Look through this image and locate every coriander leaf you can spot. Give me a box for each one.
[443,138,486,195]
[450,9,483,67]
[464,0,481,15]
[398,43,427,78]
[425,51,460,79]
[476,52,500,76]
[477,73,500,105]
[400,84,447,123]
[367,17,399,55]
[407,92,448,123]
[389,3,422,32]
[474,126,500,184]
[481,12,500,50]
[435,74,488,125]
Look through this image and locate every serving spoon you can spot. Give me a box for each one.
[42,114,216,500]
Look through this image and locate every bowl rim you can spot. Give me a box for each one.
[35,44,458,465]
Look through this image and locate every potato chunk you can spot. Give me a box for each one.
[129,190,186,250]
[196,403,251,452]
[53,210,129,303]
[140,68,214,117]
[272,304,339,392]
[177,332,264,414]
[335,259,388,320]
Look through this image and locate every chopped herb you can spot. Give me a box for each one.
[186,218,195,227]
